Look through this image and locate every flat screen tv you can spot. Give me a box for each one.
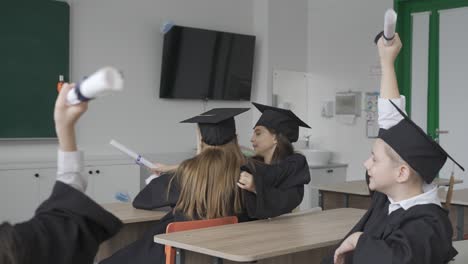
[159,25,255,100]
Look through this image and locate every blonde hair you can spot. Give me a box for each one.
[383,143,405,165]
[383,142,422,181]
[172,137,245,220]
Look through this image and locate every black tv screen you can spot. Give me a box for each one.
[159,25,255,100]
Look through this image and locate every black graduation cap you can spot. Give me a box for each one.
[252,102,311,143]
[378,100,465,183]
[180,108,250,146]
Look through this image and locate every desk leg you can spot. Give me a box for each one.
[176,248,185,264]
[319,191,323,209]
[212,257,224,264]
[344,194,349,208]
[457,206,464,241]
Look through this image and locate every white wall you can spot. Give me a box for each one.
[307,0,393,180]
[1,0,396,183]
[269,0,308,74]
[71,0,258,155]
[251,0,309,119]
[251,0,270,121]
[0,0,256,163]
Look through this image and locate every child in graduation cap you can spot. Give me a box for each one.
[237,103,312,219]
[0,83,122,264]
[322,33,461,264]
[100,108,250,264]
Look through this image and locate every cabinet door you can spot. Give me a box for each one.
[304,167,347,210]
[89,164,140,204]
[299,183,312,211]
[0,169,40,223]
[38,168,59,203]
[310,167,347,185]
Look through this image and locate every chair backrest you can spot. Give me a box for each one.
[164,216,238,264]
[445,173,456,210]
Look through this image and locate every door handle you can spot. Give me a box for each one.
[436,129,449,135]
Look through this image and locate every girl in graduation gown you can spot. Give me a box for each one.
[237,103,311,219]
[0,83,123,264]
[99,108,249,264]
[322,34,459,264]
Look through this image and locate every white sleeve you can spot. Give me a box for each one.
[56,150,87,192]
[378,95,407,129]
[145,174,159,185]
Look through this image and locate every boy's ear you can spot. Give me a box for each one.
[395,164,411,184]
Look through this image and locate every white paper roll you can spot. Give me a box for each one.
[67,67,124,105]
[110,139,155,169]
[384,9,397,46]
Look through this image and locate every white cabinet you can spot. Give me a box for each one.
[310,166,347,185]
[299,164,347,211]
[0,162,139,223]
[0,168,56,223]
[87,164,140,204]
[38,169,58,202]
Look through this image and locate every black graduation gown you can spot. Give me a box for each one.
[13,181,123,264]
[101,172,251,264]
[321,191,457,264]
[242,153,311,219]
[99,173,180,264]
[132,173,180,210]
[99,209,183,264]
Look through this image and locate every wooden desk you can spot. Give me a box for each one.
[315,178,463,210]
[439,189,468,241]
[95,202,168,261]
[451,240,468,264]
[154,208,366,264]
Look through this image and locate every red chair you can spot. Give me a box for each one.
[164,216,238,264]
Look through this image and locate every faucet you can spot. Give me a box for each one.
[303,134,312,149]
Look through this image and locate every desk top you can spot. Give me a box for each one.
[101,203,167,224]
[314,178,463,196]
[154,208,365,262]
[439,188,468,206]
[313,180,370,196]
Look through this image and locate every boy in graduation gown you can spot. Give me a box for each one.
[0,83,123,264]
[322,33,461,264]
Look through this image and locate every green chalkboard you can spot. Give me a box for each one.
[0,1,69,139]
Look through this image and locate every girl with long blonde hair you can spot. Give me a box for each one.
[100,108,249,264]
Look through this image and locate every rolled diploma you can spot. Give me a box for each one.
[110,139,155,169]
[384,9,397,46]
[67,67,124,105]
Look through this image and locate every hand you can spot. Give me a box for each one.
[54,83,88,152]
[334,232,363,264]
[377,33,402,67]
[54,83,88,130]
[237,171,256,193]
[149,163,178,176]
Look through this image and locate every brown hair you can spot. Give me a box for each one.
[172,137,245,220]
[252,127,294,164]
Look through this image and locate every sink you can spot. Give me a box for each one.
[299,149,332,166]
